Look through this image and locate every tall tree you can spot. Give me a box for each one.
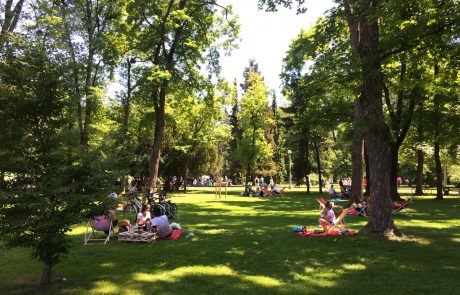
[124,0,238,191]
[236,71,274,183]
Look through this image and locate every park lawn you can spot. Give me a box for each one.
[1,188,459,295]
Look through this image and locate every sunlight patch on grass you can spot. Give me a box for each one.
[100,262,116,268]
[201,229,230,235]
[91,280,119,294]
[450,237,460,243]
[225,247,246,256]
[241,275,282,287]
[133,265,235,283]
[292,271,337,287]
[68,225,87,236]
[341,263,366,271]
[133,265,283,289]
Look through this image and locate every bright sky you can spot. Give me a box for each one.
[219,0,336,102]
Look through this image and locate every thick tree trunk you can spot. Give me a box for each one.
[351,100,364,202]
[352,0,401,237]
[40,264,52,286]
[364,144,370,196]
[389,142,400,200]
[314,141,322,193]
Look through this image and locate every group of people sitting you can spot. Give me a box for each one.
[243,183,284,197]
[328,185,351,199]
[242,176,285,197]
[134,204,173,238]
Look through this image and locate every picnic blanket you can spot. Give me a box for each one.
[293,227,357,237]
[164,230,182,240]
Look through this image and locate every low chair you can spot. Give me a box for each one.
[272,187,285,197]
[392,199,412,217]
[320,207,351,232]
[84,215,114,245]
[316,197,327,211]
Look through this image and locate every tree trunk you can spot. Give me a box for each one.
[183,160,188,193]
[389,141,400,200]
[351,100,364,202]
[434,141,444,200]
[415,149,424,195]
[123,58,132,135]
[352,0,401,237]
[0,0,26,52]
[432,64,443,200]
[148,86,167,192]
[415,101,424,195]
[40,264,52,286]
[364,143,370,196]
[313,141,322,193]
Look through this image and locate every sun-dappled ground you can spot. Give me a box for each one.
[1,187,459,294]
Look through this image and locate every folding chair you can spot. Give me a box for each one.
[321,208,351,232]
[316,197,327,211]
[392,199,412,217]
[84,215,114,245]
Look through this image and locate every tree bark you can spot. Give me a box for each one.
[148,86,166,192]
[347,0,401,237]
[123,58,132,136]
[0,0,26,52]
[40,264,52,286]
[147,0,188,190]
[415,102,424,195]
[364,143,370,196]
[389,141,400,200]
[434,141,444,200]
[433,64,443,200]
[351,100,364,202]
[313,141,322,193]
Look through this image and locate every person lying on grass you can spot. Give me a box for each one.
[150,205,172,238]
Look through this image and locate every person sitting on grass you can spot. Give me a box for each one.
[150,206,172,238]
[136,204,151,229]
[318,201,336,232]
[271,185,284,196]
[244,184,256,196]
[328,185,340,198]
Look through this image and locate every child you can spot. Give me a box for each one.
[318,201,336,231]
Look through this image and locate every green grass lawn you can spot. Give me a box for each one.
[1,188,459,295]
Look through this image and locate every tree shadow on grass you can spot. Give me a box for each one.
[3,193,460,294]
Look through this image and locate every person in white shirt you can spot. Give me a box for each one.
[150,206,172,238]
[328,185,339,197]
[318,201,336,231]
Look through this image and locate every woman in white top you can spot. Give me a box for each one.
[137,204,151,226]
